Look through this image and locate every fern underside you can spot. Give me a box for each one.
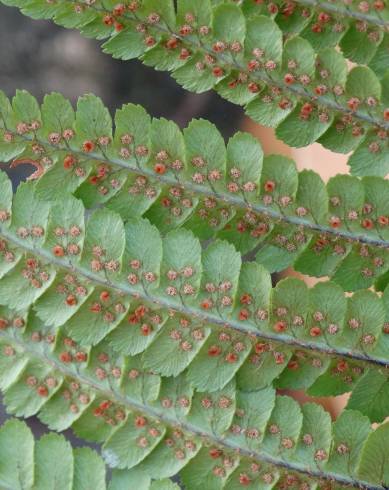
[0,0,388,488]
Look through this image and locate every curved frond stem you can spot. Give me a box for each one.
[288,0,389,29]
[0,329,384,490]
[100,2,389,130]
[1,224,388,369]
[2,0,388,132]
[10,131,389,251]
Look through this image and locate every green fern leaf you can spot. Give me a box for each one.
[2,91,389,289]
[1,2,388,172]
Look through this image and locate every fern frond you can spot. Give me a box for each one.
[241,0,389,62]
[0,328,388,489]
[0,418,178,489]
[2,90,389,290]
[1,0,388,486]
[254,0,389,30]
[1,170,389,410]
[0,418,105,489]
[1,1,388,175]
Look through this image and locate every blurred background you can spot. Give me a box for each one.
[0,2,350,448]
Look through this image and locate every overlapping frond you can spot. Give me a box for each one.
[1,170,389,415]
[245,0,389,31]
[0,418,179,490]
[2,91,389,291]
[0,328,388,489]
[240,0,389,69]
[1,0,388,175]
[0,2,388,485]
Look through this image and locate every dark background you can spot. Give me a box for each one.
[0,3,243,448]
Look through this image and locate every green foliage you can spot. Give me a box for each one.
[1,0,388,175]
[0,166,387,485]
[2,91,389,291]
[0,170,389,403]
[0,329,388,488]
[0,0,389,487]
[0,419,100,489]
[0,418,179,489]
